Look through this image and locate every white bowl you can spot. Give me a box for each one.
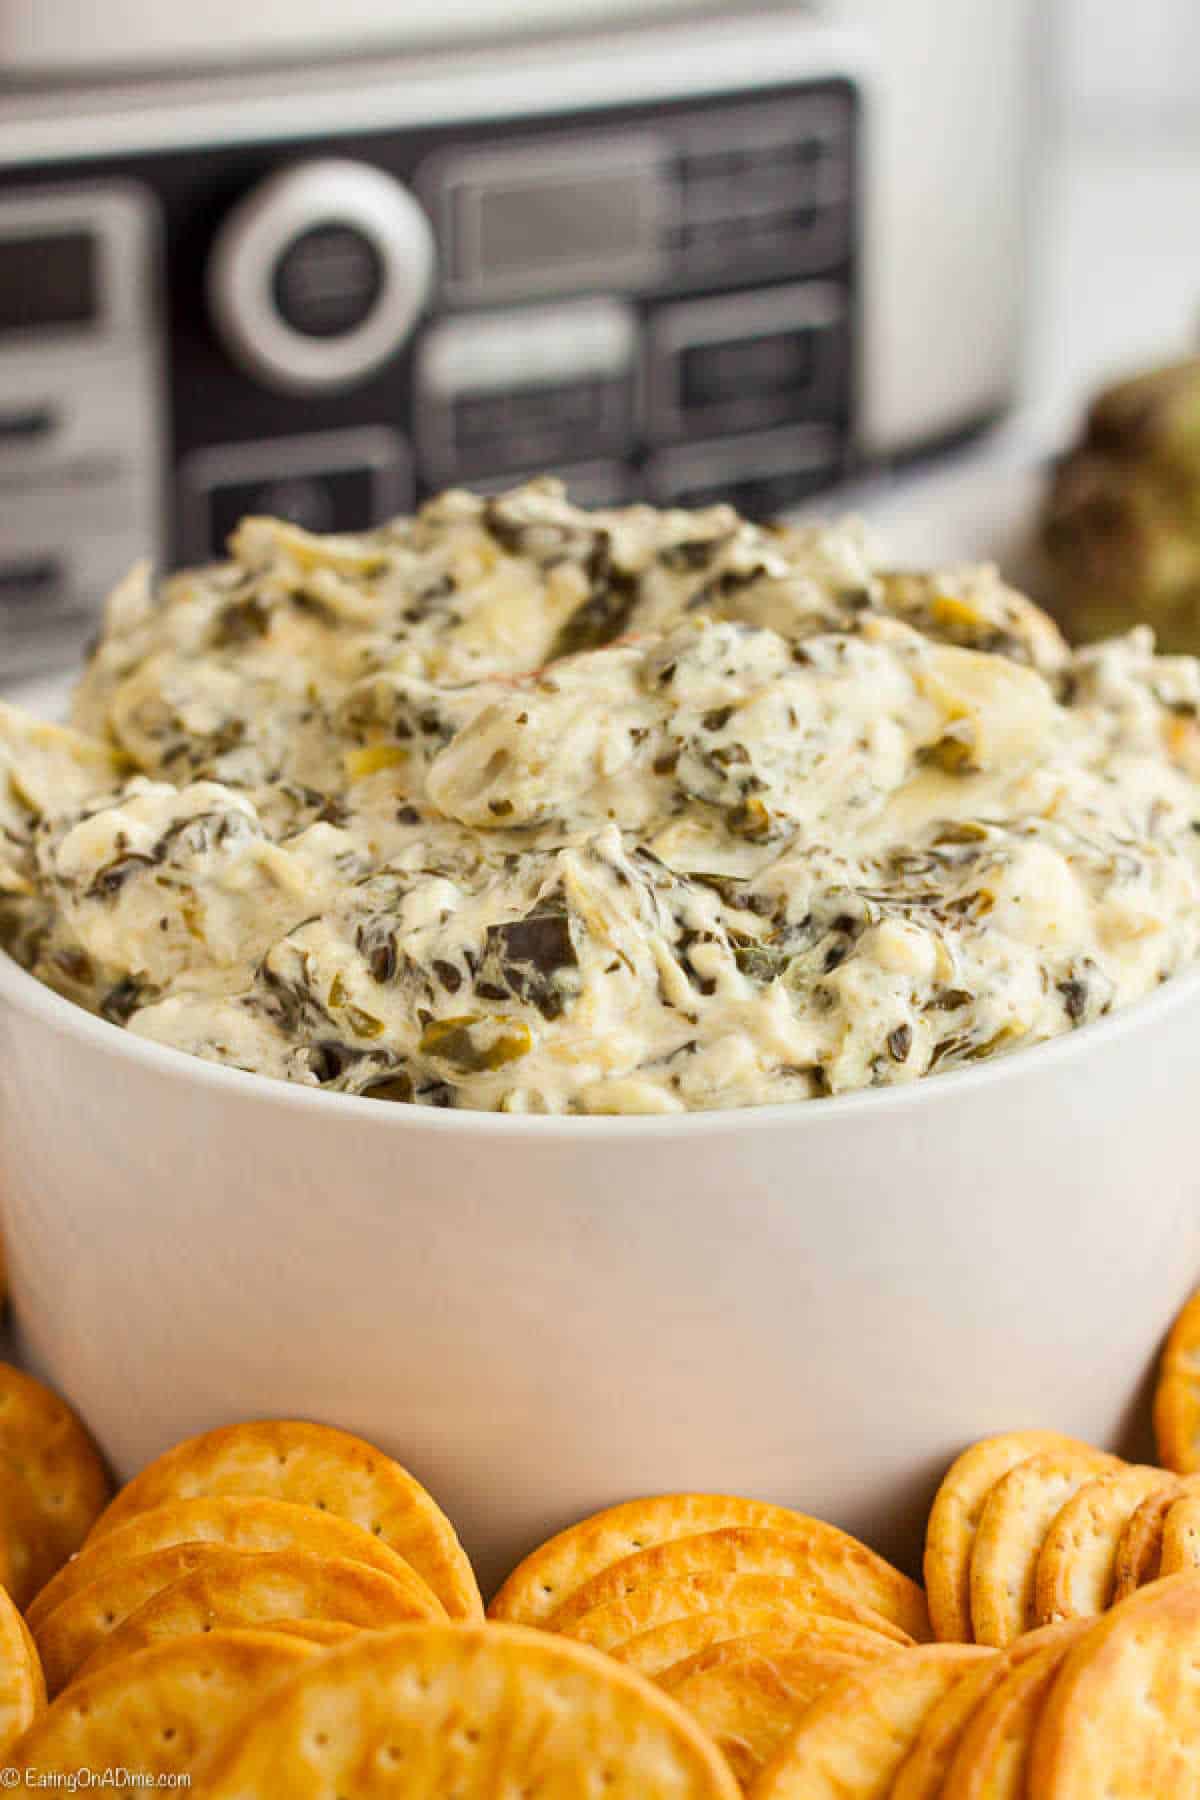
[0,945,1196,1597]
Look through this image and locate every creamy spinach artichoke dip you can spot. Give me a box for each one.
[3,479,1200,1114]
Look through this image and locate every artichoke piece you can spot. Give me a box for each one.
[420,1013,533,1072]
[1040,356,1200,651]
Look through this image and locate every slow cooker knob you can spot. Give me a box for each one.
[208,159,435,394]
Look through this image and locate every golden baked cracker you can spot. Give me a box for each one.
[8,1628,319,1781]
[0,1460,61,1609]
[612,1605,904,1682]
[0,1582,46,1759]
[1110,1479,1194,1602]
[560,1573,914,1658]
[198,1621,742,1798]
[490,1493,900,1629]
[1158,1493,1200,1575]
[939,1620,1089,1800]
[34,1543,234,1696]
[1154,1287,1200,1473]
[0,1365,110,1583]
[34,1541,373,1695]
[546,1526,930,1644]
[85,1419,481,1620]
[76,1548,442,1683]
[891,1645,1026,1800]
[968,1446,1120,1647]
[28,1492,442,1629]
[1033,1464,1167,1625]
[663,1640,899,1790]
[255,1619,361,1647]
[924,1432,1094,1642]
[1029,1570,1200,1797]
[748,1643,991,1798]
[658,1627,899,1693]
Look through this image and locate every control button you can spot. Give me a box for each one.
[647,283,846,444]
[208,161,435,395]
[416,299,636,482]
[670,97,853,282]
[271,225,384,340]
[177,428,411,561]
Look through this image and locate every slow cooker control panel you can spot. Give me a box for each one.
[0,54,860,652]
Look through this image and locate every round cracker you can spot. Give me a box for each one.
[0,1459,62,1609]
[659,1627,900,1693]
[612,1604,905,1682]
[968,1446,1120,1647]
[939,1620,1089,1800]
[490,1493,907,1630]
[257,1619,362,1648]
[560,1573,914,1658]
[1110,1479,1196,1603]
[28,1492,443,1629]
[1158,1493,1200,1576]
[9,1628,319,1780]
[1034,1464,1167,1626]
[197,1621,741,1797]
[35,1543,235,1696]
[893,1644,1043,1800]
[666,1642,895,1790]
[546,1526,929,1644]
[1029,1570,1200,1797]
[76,1549,442,1683]
[34,1538,380,1696]
[923,1432,1095,1642]
[0,1365,110,1591]
[1154,1288,1200,1473]
[749,1643,991,1798]
[0,1581,46,1759]
[85,1419,480,1620]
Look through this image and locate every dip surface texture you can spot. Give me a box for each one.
[3,480,1200,1115]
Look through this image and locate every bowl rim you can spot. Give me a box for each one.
[2,938,1198,1140]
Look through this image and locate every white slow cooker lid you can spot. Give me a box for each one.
[0,0,744,75]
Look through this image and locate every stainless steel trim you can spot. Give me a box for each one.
[0,16,867,167]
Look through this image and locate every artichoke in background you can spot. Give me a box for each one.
[1040,357,1200,650]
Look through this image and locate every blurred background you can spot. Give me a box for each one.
[0,0,1198,690]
